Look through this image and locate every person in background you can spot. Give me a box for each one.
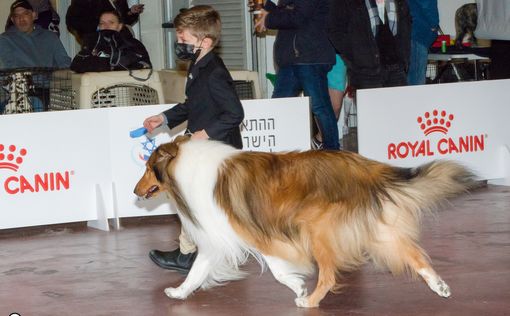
[143,5,244,274]
[0,0,70,70]
[329,0,412,89]
[0,0,71,114]
[70,10,151,73]
[407,0,439,85]
[327,55,347,121]
[66,0,144,45]
[312,54,347,149]
[253,0,339,151]
[5,0,61,35]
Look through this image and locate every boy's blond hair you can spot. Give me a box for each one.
[174,5,222,46]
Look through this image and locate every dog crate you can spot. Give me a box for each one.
[70,70,164,109]
[49,69,76,111]
[158,69,262,104]
[426,58,491,84]
[1,68,71,115]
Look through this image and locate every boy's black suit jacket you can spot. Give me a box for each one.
[163,52,244,149]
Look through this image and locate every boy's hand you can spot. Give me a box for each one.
[247,0,266,11]
[191,130,209,140]
[143,114,164,133]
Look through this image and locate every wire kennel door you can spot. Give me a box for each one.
[1,68,58,114]
[90,84,159,108]
[233,80,255,100]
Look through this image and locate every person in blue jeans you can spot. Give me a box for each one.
[254,0,339,150]
[407,0,439,85]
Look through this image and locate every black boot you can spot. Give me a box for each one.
[148,248,197,274]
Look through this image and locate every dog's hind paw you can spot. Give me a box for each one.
[430,279,451,298]
[294,296,318,308]
[164,287,188,300]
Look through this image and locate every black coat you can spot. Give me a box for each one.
[264,0,335,67]
[328,0,411,82]
[163,52,244,149]
[70,29,151,73]
[66,0,139,43]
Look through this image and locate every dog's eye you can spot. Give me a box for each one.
[153,166,164,183]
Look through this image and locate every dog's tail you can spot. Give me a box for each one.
[394,160,477,212]
[364,160,476,276]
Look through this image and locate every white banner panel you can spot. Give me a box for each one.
[0,110,112,229]
[357,80,510,182]
[240,97,311,152]
[0,97,311,229]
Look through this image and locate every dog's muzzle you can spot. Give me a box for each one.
[144,185,160,199]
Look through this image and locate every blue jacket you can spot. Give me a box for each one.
[264,0,335,67]
[408,0,439,47]
[0,25,71,70]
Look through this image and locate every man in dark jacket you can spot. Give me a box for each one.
[255,0,339,150]
[329,0,412,89]
[66,0,144,45]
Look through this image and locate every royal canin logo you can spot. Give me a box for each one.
[0,144,73,195]
[418,110,454,136]
[0,144,27,171]
[388,110,486,160]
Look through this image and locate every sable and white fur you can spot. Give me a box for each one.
[134,137,476,308]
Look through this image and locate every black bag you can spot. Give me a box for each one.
[71,30,151,75]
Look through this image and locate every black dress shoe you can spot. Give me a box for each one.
[149,248,197,274]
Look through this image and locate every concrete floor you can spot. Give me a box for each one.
[0,184,509,316]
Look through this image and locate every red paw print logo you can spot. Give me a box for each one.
[417,110,454,136]
[0,144,28,172]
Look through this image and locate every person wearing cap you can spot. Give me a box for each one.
[4,0,61,36]
[0,0,71,70]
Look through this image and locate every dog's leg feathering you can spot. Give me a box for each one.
[263,255,308,298]
[164,253,211,300]
[370,230,452,299]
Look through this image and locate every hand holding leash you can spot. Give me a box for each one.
[143,114,165,133]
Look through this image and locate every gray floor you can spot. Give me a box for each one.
[1,184,509,316]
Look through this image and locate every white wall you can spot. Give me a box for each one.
[138,0,165,70]
[1,2,12,30]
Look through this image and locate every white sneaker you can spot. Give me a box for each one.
[311,137,323,150]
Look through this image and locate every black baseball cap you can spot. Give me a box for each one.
[10,0,34,14]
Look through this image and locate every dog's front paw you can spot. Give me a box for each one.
[296,287,308,298]
[294,296,318,308]
[164,287,188,300]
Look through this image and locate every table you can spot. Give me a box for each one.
[427,51,491,83]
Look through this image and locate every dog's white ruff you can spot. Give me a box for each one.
[165,140,264,299]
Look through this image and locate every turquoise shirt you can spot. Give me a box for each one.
[0,25,71,70]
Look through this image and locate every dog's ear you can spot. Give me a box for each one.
[174,134,191,145]
[156,143,179,162]
[156,135,190,162]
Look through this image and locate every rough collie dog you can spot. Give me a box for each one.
[134,136,475,308]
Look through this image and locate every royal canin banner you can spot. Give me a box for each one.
[357,80,510,182]
[0,110,111,229]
